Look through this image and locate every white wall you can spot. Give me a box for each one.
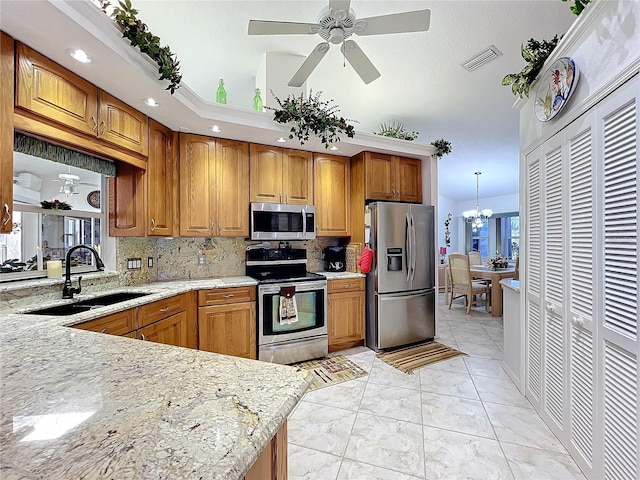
[437,194,457,253]
[456,193,519,215]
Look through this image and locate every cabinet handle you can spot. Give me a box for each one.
[279,192,282,202]
[159,306,170,313]
[140,333,146,341]
[101,328,108,333]
[150,218,156,232]
[219,222,222,231]
[100,120,107,136]
[2,204,11,226]
[223,294,235,298]
[211,222,215,232]
[91,115,98,132]
[343,283,352,288]
[285,193,288,203]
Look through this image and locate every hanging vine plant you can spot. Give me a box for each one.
[501,35,561,99]
[99,0,182,93]
[268,90,356,149]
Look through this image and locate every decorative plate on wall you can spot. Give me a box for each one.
[87,190,100,209]
[534,57,579,122]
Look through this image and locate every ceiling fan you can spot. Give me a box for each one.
[248,0,431,87]
[53,168,99,196]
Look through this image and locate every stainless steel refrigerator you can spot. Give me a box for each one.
[366,202,435,351]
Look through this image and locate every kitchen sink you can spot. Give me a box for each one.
[75,292,151,307]
[24,292,151,316]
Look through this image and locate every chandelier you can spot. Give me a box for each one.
[462,172,493,232]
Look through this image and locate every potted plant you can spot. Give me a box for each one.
[501,35,562,99]
[374,121,419,141]
[268,90,356,149]
[485,252,509,270]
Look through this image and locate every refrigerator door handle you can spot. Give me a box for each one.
[405,212,411,283]
[411,211,417,282]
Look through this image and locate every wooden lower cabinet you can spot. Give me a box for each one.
[198,302,256,359]
[72,308,135,336]
[327,278,365,352]
[138,311,189,347]
[245,421,288,480]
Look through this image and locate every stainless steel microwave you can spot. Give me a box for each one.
[250,203,316,241]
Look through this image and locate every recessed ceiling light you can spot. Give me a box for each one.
[67,49,92,64]
[142,97,159,107]
[211,125,222,133]
[179,127,189,132]
[329,145,339,151]
[276,137,287,143]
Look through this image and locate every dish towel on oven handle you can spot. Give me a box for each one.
[279,285,298,325]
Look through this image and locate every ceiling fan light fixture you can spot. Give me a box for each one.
[461,45,502,72]
[329,27,344,44]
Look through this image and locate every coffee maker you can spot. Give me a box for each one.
[322,246,346,272]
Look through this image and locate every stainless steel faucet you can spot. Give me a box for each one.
[62,244,105,299]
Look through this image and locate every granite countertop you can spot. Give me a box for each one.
[0,277,311,479]
[500,278,520,293]
[317,271,366,280]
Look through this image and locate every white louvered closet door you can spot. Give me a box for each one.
[525,148,543,409]
[597,76,639,480]
[542,136,567,435]
[567,113,597,478]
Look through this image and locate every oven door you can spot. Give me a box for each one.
[258,280,327,346]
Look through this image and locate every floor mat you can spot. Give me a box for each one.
[376,342,467,374]
[293,355,368,391]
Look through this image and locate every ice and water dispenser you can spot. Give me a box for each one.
[386,247,403,271]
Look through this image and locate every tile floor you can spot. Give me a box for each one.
[287,294,586,480]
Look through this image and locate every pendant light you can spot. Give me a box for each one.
[462,172,493,232]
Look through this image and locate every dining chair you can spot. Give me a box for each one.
[448,253,490,314]
[468,250,491,289]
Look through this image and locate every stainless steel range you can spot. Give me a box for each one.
[246,246,327,364]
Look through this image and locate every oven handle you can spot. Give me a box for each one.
[259,281,327,294]
[246,259,307,266]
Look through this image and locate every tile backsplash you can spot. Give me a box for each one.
[117,236,344,286]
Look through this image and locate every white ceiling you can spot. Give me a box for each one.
[1,0,577,202]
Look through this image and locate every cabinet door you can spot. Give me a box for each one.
[98,91,148,156]
[72,309,135,336]
[282,149,313,205]
[328,290,365,352]
[364,152,394,200]
[1,33,14,234]
[146,120,176,236]
[314,154,351,237]
[179,133,216,236]
[108,162,146,236]
[249,144,282,203]
[15,43,98,137]
[216,139,249,237]
[198,302,256,359]
[138,311,189,348]
[395,157,422,203]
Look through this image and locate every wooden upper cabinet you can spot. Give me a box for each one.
[282,149,313,205]
[146,120,176,236]
[250,144,313,204]
[216,139,249,237]
[179,134,249,237]
[16,43,98,137]
[364,153,395,200]
[179,133,216,236]
[1,33,14,234]
[395,157,422,203]
[360,152,422,203]
[109,162,146,236]
[250,144,282,203]
[98,91,148,156]
[15,42,148,165]
[314,153,351,237]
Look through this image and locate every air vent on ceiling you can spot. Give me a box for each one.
[462,45,503,72]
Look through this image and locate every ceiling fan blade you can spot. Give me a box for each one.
[288,43,330,87]
[354,9,431,36]
[340,40,380,84]
[329,0,351,13]
[248,20,320,35]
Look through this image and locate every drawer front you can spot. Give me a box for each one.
[138,294,186,328]
[328,277,365,294]
[73,309,135,336]
[198,286,256,306]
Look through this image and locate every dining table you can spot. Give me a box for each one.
[468,266,517,317]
